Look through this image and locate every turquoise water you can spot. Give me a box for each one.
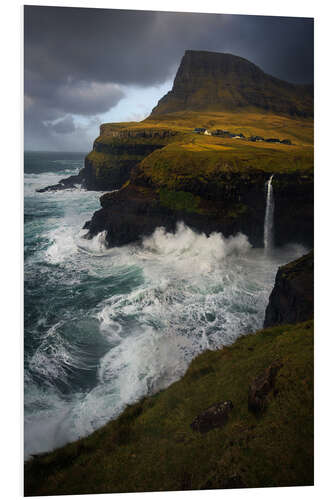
[24,151,307,459]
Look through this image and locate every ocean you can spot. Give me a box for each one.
[24,151,307,459]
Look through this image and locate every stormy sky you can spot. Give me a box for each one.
[24,6,314,152]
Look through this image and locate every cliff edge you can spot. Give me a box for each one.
[264,251,314,327]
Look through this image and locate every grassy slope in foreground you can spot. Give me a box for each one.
[25,320,313,495]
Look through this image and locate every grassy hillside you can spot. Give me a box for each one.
[138,134,313,186]
[99,111,313,145]
[150,51,313,118]
[25,320,313,495]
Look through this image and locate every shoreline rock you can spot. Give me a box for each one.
[264,250,314,327]
[84,170,313,249]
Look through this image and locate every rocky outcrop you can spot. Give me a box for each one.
[248,361,283,415]
[264,251,314,327]
[151,50,313,118]
[37,171,84,193]
[190,401,233,433]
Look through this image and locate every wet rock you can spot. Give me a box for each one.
[191,401,233,433]
[84,168,313,250]
[264,251,314,327]
[36,172,84,193]
[248,361,283,414]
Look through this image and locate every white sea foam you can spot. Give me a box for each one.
[45,226,79,264]
[25,169,308,459]
[28,322,90,388]
[142,222,251,273]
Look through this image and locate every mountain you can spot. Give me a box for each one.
[37,50,314,250]
[151,50,313,118]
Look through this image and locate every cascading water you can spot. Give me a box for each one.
[264,175,274,253]
[24,153,307,459]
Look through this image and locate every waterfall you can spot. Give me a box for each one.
[264,175,274,253]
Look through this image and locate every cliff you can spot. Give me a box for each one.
[80,51,313,247]
[37,50,313,250]
[82,127,181,190]
[151,50,313,118]
[264,251,314,327]
[84,137,313,248]
[38,125,181,192]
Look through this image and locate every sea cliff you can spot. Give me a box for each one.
[26,50,314,495]
[264,251,314,327]
[80,51,313,248]
[38,50,314,252]
[83,134,313,248]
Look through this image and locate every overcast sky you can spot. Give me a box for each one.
[24,6,314,152]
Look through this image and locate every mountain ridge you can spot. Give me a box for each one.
[150,50,313,118]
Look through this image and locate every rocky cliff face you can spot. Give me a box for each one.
[84,168,313,249]
[151,50,313,118]
[38,49,313,251]
[83,137,167,191]
[264,251,314,327]
[38,126,179,193]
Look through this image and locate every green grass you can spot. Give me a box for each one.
[144,111,313,145]
[85,111,313,194]
[25,320,313,496]
[159,188,203,213]
[133,136,313,197]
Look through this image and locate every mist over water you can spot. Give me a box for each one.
[24,152,307,459]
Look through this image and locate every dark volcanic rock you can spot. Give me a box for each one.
[84,171,313,249]
[84,185,261,248]
[248,361,283,415]
[273,175,313,248]
[36,172,84,193]
[83,186,178,247]
[264,251,314,327]
[190,401,233,433]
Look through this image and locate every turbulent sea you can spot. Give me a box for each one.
[24,151,307,459]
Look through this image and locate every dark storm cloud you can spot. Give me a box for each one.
[25,6,313,87]
[24,6,313,150]
[25,71,125,116]
[49,116,75,135]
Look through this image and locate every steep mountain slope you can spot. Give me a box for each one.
[151,50,313,117]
